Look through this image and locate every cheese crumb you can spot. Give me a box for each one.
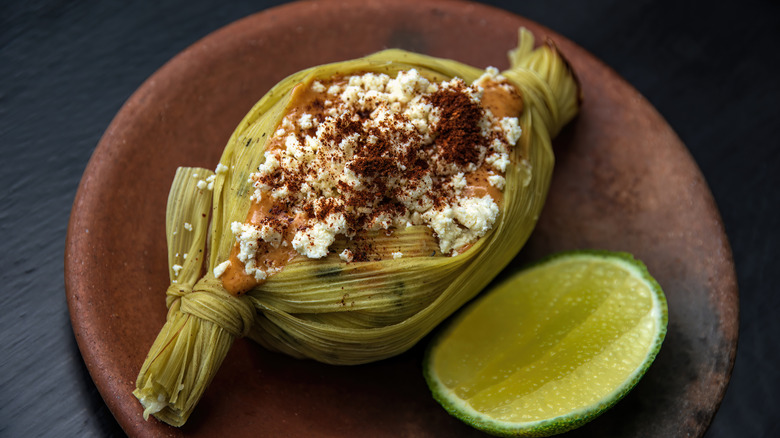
[171,264,183,277]
[292,222,337,259]
[392,252,403,259]
[298,113,316,130]
[339,249,354,262]
[488,174,506,190]
[423,195,499,254]
[183,222,193,231]
[500,117,522,145]
[451,172,467,192]
[213,260,231,278]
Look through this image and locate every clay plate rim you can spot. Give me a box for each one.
[65,0,738,437]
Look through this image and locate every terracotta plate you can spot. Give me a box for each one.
[65,0,738,436]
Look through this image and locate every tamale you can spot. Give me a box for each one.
[134,28,581,426]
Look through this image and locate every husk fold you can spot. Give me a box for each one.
[134,28,580,426]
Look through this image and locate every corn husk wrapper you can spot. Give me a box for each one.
[134,28,580,426]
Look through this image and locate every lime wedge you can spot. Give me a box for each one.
[424,250,668,437]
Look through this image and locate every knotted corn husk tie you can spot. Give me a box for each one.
[134,28,581,427]
[165,276,254,339]
[134,168,255,427]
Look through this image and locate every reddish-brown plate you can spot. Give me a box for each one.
[65,0,738,436]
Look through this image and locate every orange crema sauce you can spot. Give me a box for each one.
[465,80,523,204]
[220,71,523,295]
[218,198,303,294]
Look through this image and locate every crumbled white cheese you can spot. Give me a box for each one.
[271,186,290,200]
[339,249,354,262]
[423,195,499,254]
[231,221,264,279]
[486,152,511,173]
[171,264,183,277]
[183,222,193,231]
[500,117,522,145]
[226,68,522,282]
[423,207,458,254]
[368,211,393,231]
[213,260,231,278]
[257,151,280,174]
[292,222,337,259]
[298,113,316,130]
[259,223,283,249]
[455,196,499,235]
[488,173,506,190]
[215,163,229,174]
[392,252,403,259]
[483,66,501,78]
[451,172,467,192]
[138,392,168,420]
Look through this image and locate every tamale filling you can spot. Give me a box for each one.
[220,69,524,295]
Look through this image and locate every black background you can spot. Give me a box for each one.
[1,0,778,436]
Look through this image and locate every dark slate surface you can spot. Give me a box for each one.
[1,0,777,437]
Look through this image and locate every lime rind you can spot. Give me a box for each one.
[423,250,668,437]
